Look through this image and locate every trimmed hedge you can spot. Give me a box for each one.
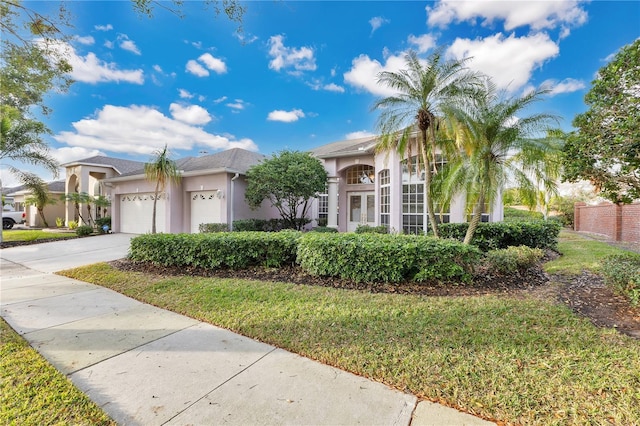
[437,221,561,252]
[75,225,93,236]
[297,233,481,283]
[232,218,310,232]
[600,253,640,306]
[199,223,229,233]
[129,231,301,269]
[355,224,389,234]
[484,245,544,274]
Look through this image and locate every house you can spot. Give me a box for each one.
[7,180,66,228]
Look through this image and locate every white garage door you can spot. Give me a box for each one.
[120,193,166,234]
[191,191,222,233]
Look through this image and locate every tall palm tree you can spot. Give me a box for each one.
[438,82,560,244]
[144,145,181,234]
[22,173,57,228]
[372,48,481,237]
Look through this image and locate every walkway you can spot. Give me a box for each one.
[1,234,493,425]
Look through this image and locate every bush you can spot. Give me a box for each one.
[484,246,545,274]
[129,231,302,269]
[503,207,544,222]
[355,224,389,234]
[75,225,93,236]
[68,220,78,230]
[95,217,111,233]
[297,233,481,283]
[232,219,269,232]
[437,221,561,252]
[600,253,640,306]
[199,223,229,233]
[55,217,64,227]
[309,226,338,233]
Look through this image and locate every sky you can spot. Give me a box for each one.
[2,0,639,187]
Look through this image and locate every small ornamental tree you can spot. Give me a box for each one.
[144,145,181,234]
[245,150,328,230]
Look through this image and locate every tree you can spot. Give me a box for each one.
[144,145,181,234]
[245,150,328,230]
[372,49,481,237]
[563,39,640,203]
[131,0,244,27]
[22,173,57,228]
[64,191,93,226]
[438,82,560,244]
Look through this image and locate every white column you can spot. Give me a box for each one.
[327,176,339,229]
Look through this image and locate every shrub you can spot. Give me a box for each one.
[355,224,389,234]
[55,217,64,227]
[297,233,481,283]
[232,219,268,232]
[484,246,545,274]
[232,218,310,232]
[68,220,78,230]
[503,207,544,222]
[75,225,93,236]
[199,223,229,233]
[129,231,302,269]
[600,253,640,306]
[309,226,338,233]
[437,221,561,252]
[95,217,111,234]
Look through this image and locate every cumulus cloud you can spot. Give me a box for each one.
[346,130,376,140]
[226,99,247,110]
[408,34,436,53]
[186,53,227,77]
[75,35,95,45]
[307,79,345,93]
[343,52,408,97]
[54,104,258,155]
[46,41,143,84]
[323,83,345,93]
[53,146,104,165]
[169,103,213,125]
[427,0,588,31]
[542,78,586,95]
[95,24,113,31]
[179,89,194,99]
[213,96,228,104]
[117,34,141,55]
[267,109,305,123]
[369,16,389,35]
[268,35,316,74]
[447,32,559,92]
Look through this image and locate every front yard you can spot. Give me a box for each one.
[1,229,77,248]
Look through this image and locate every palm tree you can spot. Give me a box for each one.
[372,49,481,237]
[144,145,181,234]
[22,173,57,228]
[64,191,93,226]
[438,82,560,244]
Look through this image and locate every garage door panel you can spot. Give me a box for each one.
[191,191,221,233]
[120,193,166,234]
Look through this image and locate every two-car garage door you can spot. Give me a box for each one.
[120,193,166,234]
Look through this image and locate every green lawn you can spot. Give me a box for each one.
[2,229,76,243]
[544,230,624,274]
[0,318,114,426]
[58,231,640,425]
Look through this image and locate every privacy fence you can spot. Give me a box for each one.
[574,202,640,242]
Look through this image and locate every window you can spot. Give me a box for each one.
[379,169,390,229]
[346,165,375,185]
[316,182,338,226]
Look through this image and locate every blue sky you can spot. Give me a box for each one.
[3,0,639,187]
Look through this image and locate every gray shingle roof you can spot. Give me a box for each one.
[4,180,66,195]
[176,148,266,174]
[310,135,378,158]
[61,155,146,175]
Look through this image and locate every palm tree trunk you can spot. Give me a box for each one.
[421,129,439,238]
[463,193,485,245]
[37,207,49,228]
[151,180,160,234]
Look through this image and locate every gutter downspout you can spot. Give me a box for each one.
[230,173,240,231]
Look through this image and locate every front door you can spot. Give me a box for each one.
[347,192,375,232]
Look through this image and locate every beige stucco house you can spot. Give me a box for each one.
[7,180,66,228]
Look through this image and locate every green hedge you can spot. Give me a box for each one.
[355,224,389,234]
[129,231,301,269]
[199,223,229,233]
[600,253,640,306]
[297,233,481,283]
[484,246,545,274]
[437,221,561,252]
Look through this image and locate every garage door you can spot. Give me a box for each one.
[120,193,166,234]
[191,191,222,233]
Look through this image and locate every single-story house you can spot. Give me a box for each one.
[55,136,502,234]
[7,180,66,227]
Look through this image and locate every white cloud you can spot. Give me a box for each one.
[343,52,408,97]
[75,35,95,45]
[53,146,104,165]
[226,99,247,110]
[346,130,376,140]
[118,34,141,55]
[46,41,143,84]
[408,34,436,53]
[169,103,212,125]
[186,59,209,77]
[447,33,560,92]
[104,40,114,49]
[95,24,113,31]
[369,16,389,35]
[323,83,345,93]
[542,78,586,95]
[267,35,316,74]
[213,96,228,103]
[179,89,194,99]
[54,104,258,155]
[427,0,588,31]
[198,53,227,74]
[235,32,258,44]
[267,109,305,123]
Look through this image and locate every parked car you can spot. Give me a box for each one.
[2,209,26,229]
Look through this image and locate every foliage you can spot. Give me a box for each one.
[75,225,93,236]
[144,145,181,234]
[64,192,93,226]
[309,226,338,233]
[55,217,64,227]
[373,49,482,238]
[600,253,640,306]
[95,216,111,233]
[245,150,327,230]
[131,0,245,27]
[68,220,78,230]
[21,172,57,227]
[232,218,309,232]
[199,222,229,233]
[437,81,560,244]
[484,245,545,274]
[503,207,544,222]
[129,231,302,269]
[563,39,640,203]
[437,221,561,252]
[297,233,481,283]
[354,224,389,234]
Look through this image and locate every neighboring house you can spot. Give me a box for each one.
[310,135,503,233]
[8,180,66,228]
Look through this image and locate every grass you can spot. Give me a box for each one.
[60,251,640,425]
[2,229,76,243]
[0,318,114,426]
[544,230,624,274]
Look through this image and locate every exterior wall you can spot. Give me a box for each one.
[108,178,163,233]
[230,176,280,223]
[65,164,118,226]
[26,200,66,228]
[574,202,640,242]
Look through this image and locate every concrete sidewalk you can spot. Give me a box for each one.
[1,235,493,425]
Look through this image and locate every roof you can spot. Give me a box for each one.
[5,180,66,196]
[310,135,379,158]
[61,155,146,175]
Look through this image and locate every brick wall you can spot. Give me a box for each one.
[574,202,640,242]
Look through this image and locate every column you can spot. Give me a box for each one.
[327,176,339,229]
